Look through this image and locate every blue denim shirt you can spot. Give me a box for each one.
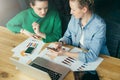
[60,14,109,62]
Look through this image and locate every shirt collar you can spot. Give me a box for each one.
[31,8,41,18]
[79,13,95,29]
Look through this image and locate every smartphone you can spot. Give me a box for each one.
[25,47,35,54]
[47,47,58,52]
[74,70,99,80]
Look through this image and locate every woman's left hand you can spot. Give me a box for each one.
[49,48,66,56]
[32,34,41,39]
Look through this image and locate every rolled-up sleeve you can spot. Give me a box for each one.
[78,52,86,62]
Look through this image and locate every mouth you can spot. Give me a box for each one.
[42,14,46,16]
[41,14,46,17]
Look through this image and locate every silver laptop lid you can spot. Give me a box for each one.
[10,58,51,80]
[29,57,70,80]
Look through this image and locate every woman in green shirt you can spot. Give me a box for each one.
[6,0,62,43]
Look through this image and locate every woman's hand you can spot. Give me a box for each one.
[20,29,40,39]
[49,48,66,56]
[54,42,63,51]
[48,42,66,56]
[32,22,40,34]
[32,34,41,39]
[32,22,46,39]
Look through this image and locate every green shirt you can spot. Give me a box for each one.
[6,8,62,43]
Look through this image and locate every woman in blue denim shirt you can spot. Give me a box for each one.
[50,0,109,62]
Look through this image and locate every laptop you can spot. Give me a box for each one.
[10,57,70,80]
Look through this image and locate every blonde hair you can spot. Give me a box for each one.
[70,0,94,11]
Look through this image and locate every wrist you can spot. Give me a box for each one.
[20,29,24,33]
[36,31,40,35]
[63,51,68,56]
[37,32,46,39]
[59,41,64,45]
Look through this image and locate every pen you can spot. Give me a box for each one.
[32,43,36,47]
[47,47,58,52]
[29,43,32,47]
[35,43,38,48]
[26,42,31,47]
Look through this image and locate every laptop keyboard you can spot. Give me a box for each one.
[31,63,62,80]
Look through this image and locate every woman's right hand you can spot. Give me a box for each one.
[32,22,40,35]
[54,42,63,51]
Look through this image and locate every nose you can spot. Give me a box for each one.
[70,10,73,14]
[41,9,46,15]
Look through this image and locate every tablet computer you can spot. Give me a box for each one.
[73,70,100,80]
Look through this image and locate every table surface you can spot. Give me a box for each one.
[0,26,120,80]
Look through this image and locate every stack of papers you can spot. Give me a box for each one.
[39,44,103,71]
[11,38,103,71]
[12,37,45,64]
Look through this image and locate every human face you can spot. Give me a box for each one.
[30,1,48,18]
[69,1,86,19]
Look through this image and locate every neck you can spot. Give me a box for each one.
[81,11,92,27]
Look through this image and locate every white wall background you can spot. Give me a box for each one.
[0,0,28,26]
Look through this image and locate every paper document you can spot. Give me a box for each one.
[12,37,45,64]
[39,43,70,61]
[39,46,103,71]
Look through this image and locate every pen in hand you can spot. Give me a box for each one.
[47,47,59,52]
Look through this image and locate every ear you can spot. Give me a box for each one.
[82,7,88,13]
[30,3,33,8]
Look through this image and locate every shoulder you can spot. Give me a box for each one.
[87,14,106,33]
[16,8,32,16]
[88,13,106,31]
[92,14,106,27]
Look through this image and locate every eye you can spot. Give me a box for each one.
[44,7,48,10]
[71,8,75,11]
[38,8,42,10]
[71,9,75,12]
[73,10,75,11]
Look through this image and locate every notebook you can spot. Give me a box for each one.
[10,57,70,80]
